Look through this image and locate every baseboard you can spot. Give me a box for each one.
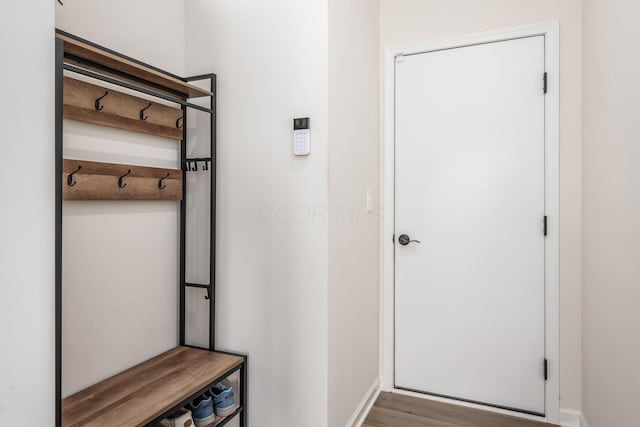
[560,408,589,427]
[346,377,381,427]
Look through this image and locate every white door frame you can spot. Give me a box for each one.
[380,22,560,424]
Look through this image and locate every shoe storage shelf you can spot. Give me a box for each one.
[55,30,247,427]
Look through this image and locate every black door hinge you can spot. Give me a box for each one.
[544,359,548,381]
[543,72,548,94]
[543,216,548,236]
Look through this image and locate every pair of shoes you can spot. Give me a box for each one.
[190,394,216,427]
[158,408,194,427]
[189,383,238,426]
[210,383,238,417]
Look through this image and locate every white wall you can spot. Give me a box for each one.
[327,0,380,426]
[0,0,55,425]
[56,0,186,75]
[379,0,583,413]
[186,1,330,426]
[582,0,640,425]
[56,0,187,396]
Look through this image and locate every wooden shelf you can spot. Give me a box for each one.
[57,32,212,99]
[64,77,184,140]
[62,347,244,427]
[63,159,183,201]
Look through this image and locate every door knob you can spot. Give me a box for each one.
[398,234,421,246]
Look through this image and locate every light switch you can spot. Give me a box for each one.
[366,188,374,213]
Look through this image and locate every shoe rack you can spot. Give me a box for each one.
[55,30,247,427]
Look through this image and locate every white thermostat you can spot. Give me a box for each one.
[293,117,310,156]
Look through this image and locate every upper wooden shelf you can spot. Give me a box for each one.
[57,32,212,99]
[62,346,244,427]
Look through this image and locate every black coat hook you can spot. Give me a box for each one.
[158,173,170,190]
[67,165,82,187]
[118,169,132,188]
[95,91,108,111]
[205,288,211,300]
[176,116,184,129]
[192,161,198,172]
[203,161,209,171]
[139,103,152,121]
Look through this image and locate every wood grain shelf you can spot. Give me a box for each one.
[62,347,244,427]
[63,159,183,201]
[64,105,183,140]
[57,32,212,99]
[64,77,184,140]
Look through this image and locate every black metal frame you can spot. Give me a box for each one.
[180,72,218,351]
[54,30,247,427]
[54,37,64,427]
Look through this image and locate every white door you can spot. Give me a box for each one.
[395,36,546,415]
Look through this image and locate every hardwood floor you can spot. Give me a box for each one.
[363,392,559,427]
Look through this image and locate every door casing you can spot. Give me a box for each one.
[380,21,560,424]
